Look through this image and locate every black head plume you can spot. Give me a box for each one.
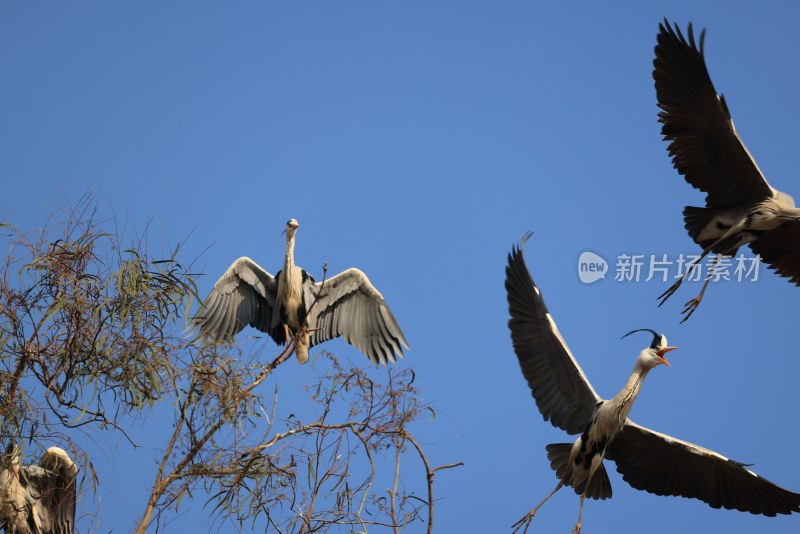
[622,328,663,349]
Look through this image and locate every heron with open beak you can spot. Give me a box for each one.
[506,233,800,533]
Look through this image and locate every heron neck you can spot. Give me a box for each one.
[283,235,294,271]
[283,233,296,278]
[611,361,651,422]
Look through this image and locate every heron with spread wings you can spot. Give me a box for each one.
[0,446,77,534]
[190,219,409,365]
[654,19,800,321]
[506,234,800,533]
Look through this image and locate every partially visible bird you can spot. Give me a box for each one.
[0,445,77,534]
[190,219,409,365]
[653,19,800,321]
[506,233,800,533]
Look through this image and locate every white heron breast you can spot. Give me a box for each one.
[278,266,305,329]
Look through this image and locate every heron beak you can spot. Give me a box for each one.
[656,346,677,366]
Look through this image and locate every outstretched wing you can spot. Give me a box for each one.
[749,220,800,286]
[304,268,409,365]
[607,421,800,516]
[505,233,601,435]
[654,19,774,208]
[190,257,284,344]
[19,447,78,534]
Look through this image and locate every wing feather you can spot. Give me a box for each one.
[41,447,77,534]
[749,221,800,286]
[505,233,601,435]
[606,421,800,516]
[203,292,227,336]
[305,268,409,365]
[379,307,403,356]
[17,447,78,534]
[654,19,774,208]
[190,257,282,344]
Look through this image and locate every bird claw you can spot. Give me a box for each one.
[680,296,702,323]
[657,280,682,307]
[570,522,582,534]
[511,512,536,534]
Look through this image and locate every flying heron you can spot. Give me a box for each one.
[506,233,800,533]
[0,445,77,534]
[654,19,800,321]
[190,219,409,365]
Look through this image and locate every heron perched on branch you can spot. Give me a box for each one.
[0,445,77,534]
[654,19,800,321]
[505,234,800,533]
[191,219,409,365]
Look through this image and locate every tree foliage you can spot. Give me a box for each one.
[0,197,458,532]
[1,200,192,450]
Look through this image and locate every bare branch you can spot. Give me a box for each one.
[1,196,459,533]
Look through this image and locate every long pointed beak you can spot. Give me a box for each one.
[657,346,677,367]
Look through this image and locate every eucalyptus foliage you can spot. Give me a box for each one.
[0,199,456,533]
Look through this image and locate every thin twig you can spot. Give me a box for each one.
[403,433,464,534]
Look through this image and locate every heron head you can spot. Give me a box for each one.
[283,219,300,237]
[622,328,677,368]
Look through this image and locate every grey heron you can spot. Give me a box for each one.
[190,219,409,365]
[654,19,800,321]
[0,446,77,534]
[506,234,800,533]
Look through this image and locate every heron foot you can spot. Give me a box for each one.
[511,510,537,534]
[680,296,703,323]
[657,279,683,307]
[290,327,309,346]
[570,521,582,534]
[513,480,564,533]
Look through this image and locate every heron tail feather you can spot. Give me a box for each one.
[546,443,574,482]
[584,461,612,500]
[546,443,612,501]
[683,206,717,247]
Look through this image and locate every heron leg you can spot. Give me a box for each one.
[512,480,564,534]
[680,254,721,322]
[657,249,711,306]
[570,493,586,534]
[282,324,304,362]
[285,324,316,347]
[283,324,292,344]
[657,221,750,307]
[680,232,748,322]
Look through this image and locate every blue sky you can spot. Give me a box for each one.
[3,2,800,532]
